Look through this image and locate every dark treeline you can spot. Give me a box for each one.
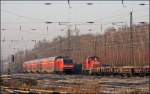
[13,23,149,73]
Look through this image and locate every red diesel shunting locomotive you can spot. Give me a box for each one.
[82,56,102,75]
[22,56,74,74]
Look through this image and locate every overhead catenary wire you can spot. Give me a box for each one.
[93,7,148,24]
[1,5,148,28]
[2,3,148,25]
[1,1,148,5]
[2,9,46,22]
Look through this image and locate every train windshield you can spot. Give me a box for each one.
[64,59,73,64]
[89,56,100,61]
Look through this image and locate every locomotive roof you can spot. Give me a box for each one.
[88,56,100,59]
[23,59,40,64]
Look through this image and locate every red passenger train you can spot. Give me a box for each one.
[23,56,74,74]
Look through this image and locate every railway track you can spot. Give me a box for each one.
[1,74,149,94]
[1,86,68,94]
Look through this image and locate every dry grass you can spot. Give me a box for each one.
[120,89,150,94]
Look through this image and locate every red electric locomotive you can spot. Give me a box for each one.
[54,56,74,73]
[82,56,102,75]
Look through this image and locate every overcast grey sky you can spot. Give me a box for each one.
[1,1,149,60]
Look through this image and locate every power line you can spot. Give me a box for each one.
[2,2,143,5]
[94,7,148,23]
[2,9,45,22]
[2,3,148,24]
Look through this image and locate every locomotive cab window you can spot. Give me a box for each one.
[64,59,73,64]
